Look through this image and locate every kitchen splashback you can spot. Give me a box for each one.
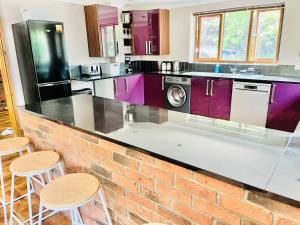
[131,61,300,76]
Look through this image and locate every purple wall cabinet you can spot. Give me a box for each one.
[114,77,126,101]
[126,75,145,105]
[148,10,160,55]
[191,78,232,120]
[267,83,300,132]
[209,79,233,120]
[190,78,210,117]
[98,5,118,27]
[132,10,149,55]
[144,74,165,107]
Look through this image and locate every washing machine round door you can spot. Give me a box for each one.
[167,85,187,107]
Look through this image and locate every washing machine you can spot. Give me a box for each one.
[164,76,191,113]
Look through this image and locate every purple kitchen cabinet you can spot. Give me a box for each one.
[267,83,300,132]
[209,79,233,120]
[132,10,149,55]
[98,5,118,27]
[144,74,165,107]
[190,78,210,117]
[114,77,126,101]
[126,75,145,105]
[148,10,160,55]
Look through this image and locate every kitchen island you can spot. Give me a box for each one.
[19,95,300,225]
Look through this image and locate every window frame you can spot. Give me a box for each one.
[193,7,284,64]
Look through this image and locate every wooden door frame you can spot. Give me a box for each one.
[0,20,21,136]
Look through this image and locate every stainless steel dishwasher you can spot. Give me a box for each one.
[230,81,271,127]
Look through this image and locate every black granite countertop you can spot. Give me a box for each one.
[71,70,300,84]
[19,94,300,203]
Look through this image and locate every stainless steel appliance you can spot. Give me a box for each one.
[100,63,121,75]
[173,61,182,72]
[12,20,71,105]
[81,64,101,77]
[165,76,191,113]
[230,81,271,127]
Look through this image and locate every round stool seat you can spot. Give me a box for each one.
[0,137,29,156]
[9,151,60,176]
[40,173,99,210]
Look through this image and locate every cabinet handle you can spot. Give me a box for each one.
[125,78,128,93]
[206,80,210,96]
[145,41,148,55]
[114,79,118,95]
[270,84,276,104]
[210,80,214,96]
[162,76,165,91]
[148,41,152,55]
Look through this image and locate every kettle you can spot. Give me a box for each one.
[173,61,181,72]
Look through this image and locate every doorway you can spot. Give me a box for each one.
[0,20,21,139]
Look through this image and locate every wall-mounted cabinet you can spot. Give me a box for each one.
[84,5,119,57]
[121,9,169,56]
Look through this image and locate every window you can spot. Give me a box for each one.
[194,6,284,64]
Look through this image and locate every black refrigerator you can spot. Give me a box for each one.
[12,20,71,105]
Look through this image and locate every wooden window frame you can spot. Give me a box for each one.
[193,7,284,64]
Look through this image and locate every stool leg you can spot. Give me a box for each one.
[98,189,112,225]
[38,202,43,225]
[27,176,33,225]
[75,208,83,224]
[0,157,8,225]
[9,174,15,225]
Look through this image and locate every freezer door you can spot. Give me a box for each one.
[28,21,70,84]
[38,82,71,101]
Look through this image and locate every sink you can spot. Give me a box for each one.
[181,72,223,77]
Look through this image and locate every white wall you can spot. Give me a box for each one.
[127,0,300,66]
[0,0,111,106]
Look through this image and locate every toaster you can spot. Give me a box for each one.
[80,64,101,77]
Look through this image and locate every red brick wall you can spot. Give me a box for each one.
[19,110,300,225]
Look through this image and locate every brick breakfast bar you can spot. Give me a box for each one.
[18,94,300,225]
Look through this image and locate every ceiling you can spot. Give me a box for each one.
[57,0,232,8]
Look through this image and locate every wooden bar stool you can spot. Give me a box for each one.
[0,137,31,225]
[9,151,64,225]
[38,173,113,225]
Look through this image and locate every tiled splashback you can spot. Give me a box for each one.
[132,61,300,76]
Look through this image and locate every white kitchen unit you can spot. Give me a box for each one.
[94,79,115,99]
[230,81,271,127]
[71,80,94,95]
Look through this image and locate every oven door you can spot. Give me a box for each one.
[167,85,187,108]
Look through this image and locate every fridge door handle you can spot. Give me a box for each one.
[37,80,70,87]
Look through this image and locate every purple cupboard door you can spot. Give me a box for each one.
[132,10,149,55]
[114,77,126,101]
[190,78,210,117]
[144,74,165,107]
[98,5,118,27]
[267,82,300,132]
[209,79,233,120]
[148,9,160,55]
[126,75,145,105]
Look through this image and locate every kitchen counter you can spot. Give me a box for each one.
[19,94,300,202]
[71,70,300,84]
